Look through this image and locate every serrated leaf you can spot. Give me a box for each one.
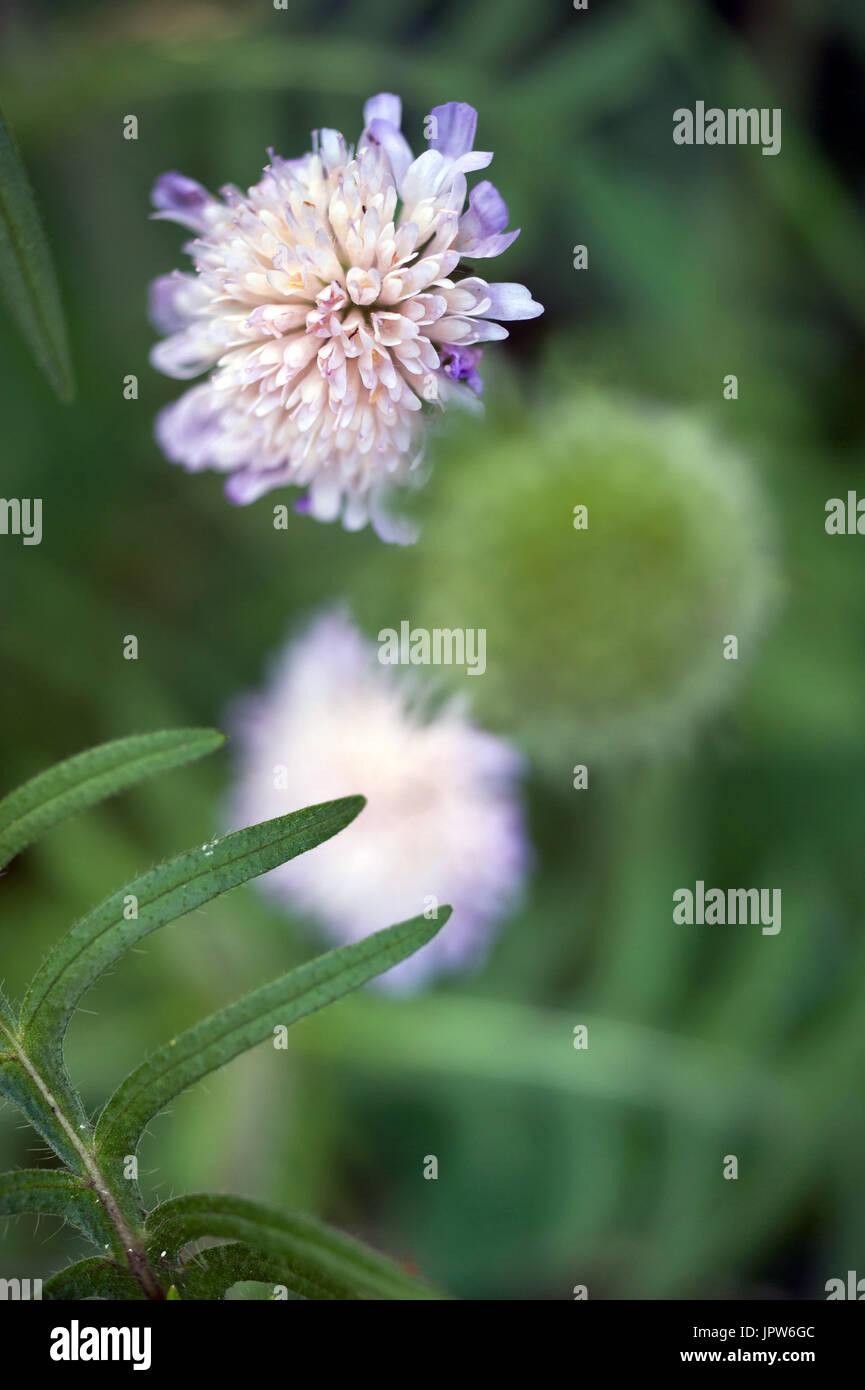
[0,1169,116,1250]
[43,1256,144,1301]
[19,796,365,1077]
[146,1193,444,1300]
[96,909,449,1185]
[0,728,225,872]
[0,107,74,400]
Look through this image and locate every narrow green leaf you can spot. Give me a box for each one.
[0,106,74,400]
[146,1194,444,1300]
[43,1256,144,1301]
[224,1280,294,1301]
[173,1244,318,1301]
[0,1014,90,1170]
[0,1169,116,1249]
[0,728,225,871]
[20,796,365,1064]
[96,909,449,1179]
[0,989,17,1031]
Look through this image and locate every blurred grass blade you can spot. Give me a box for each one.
[0,106,74,401]
[146,1193,445,1300]
[95,909,449,1178]
[43,1257,143,1301]
[20,796,366,1055]
[0,728,226,871]
[290,992,802,1131]
[0,1169,116,1249]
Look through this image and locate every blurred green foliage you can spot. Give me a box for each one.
[1,0,865,1298]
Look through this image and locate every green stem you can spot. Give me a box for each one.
[0,1015,164,1300]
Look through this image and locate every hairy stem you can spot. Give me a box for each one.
[0,1015,164,1300]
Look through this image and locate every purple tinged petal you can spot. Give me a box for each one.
[223,471,259,505]
[455,195,521,254]
[224,466,290,505]
[441,345,484,395]
[464,180,508,232]
[461,229,521,259]
[449,150,493,176]
[363,93,403,129]
[429,102,478,158]
[148,274,187,334]
[150,330,218,380]
[218,182,245,207]
[369,487,420,545]
[307,474,343,522]
[362,117,414,188]
[481,282,544,320]
[148,272,211,334]
[459,319,509,343]
[151,172,213,231]
[342,490,370,531]
[454,179,518,256]
[400,149,447,205]
[317,128,348,171]
[432,317,509,345]
[155,385,224,471]
[270,152,309,180]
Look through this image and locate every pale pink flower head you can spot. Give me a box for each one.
[149,95,542,543]
[226,610,529,990]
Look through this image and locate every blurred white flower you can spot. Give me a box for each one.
[150,94,542,543]
[226,610,529,989]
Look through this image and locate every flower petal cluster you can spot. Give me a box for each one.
[227,610,529,989]
[150,95,542,541]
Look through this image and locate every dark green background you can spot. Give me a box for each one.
[1,0,864,1298]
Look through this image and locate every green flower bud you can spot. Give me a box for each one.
[412,390,780,765]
